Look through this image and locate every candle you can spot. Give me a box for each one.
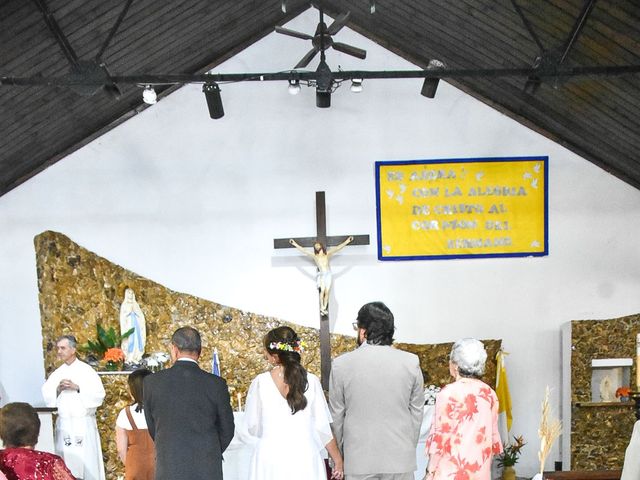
[237,392,242,412]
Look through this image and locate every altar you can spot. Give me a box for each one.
[36,232,502,479]
[222,406,435,480]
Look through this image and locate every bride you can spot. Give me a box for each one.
[245,326,344,480]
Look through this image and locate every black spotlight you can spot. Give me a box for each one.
[103,82,122,101]
[523,76,542,95]
[316,89,331,108]
[203,83,224,119]
[420,78,440,98]
[420,59,445,99]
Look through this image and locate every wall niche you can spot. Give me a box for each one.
[561,317,640,470]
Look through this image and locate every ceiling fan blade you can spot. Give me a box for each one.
[274,26,314,41]
[327,11,351,35]
[332,42,367,60]
[295,47,320,68]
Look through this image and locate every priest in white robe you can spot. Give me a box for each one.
[42,335,106,480]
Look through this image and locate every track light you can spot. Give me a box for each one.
[103,82,121,100]
[420,59,445,99]
[203,83,224,119]
[142,85,157,105]
[288,79,301,95]
[420,78,439,98]
[350,78,363,93]
[524,55,544,95]
[524,76,542,95]
[315,60,332,108]
[316,90,331,108]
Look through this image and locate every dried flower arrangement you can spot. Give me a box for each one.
[537,386,562,476]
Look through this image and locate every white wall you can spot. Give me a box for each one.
[1,9,640,475]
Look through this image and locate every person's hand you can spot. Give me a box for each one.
[331,459,344,480]
[58,379,79,392]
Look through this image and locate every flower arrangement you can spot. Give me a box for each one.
[424,384,441,405]
[143,352,171,372]
[269,340,307,353]
[102,347,125,371]
[497,435,526,467]
[616,386,631,400]
[103,347,125,363]
[537,386,562,476]
[80,324,134,361]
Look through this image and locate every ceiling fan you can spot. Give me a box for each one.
[275,7,366,69]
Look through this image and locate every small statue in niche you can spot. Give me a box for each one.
[599,375,614,402]
[119,288,146,364]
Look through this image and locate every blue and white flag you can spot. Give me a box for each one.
[212,348,220,376]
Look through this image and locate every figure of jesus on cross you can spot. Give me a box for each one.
[274,191,369,389]
[288,236,354,315]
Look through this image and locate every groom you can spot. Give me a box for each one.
[329,302,424,480]
[143,327,235,480]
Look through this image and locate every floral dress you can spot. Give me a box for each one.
[426,378,503,480]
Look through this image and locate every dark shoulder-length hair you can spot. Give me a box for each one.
[264,326,308,414]
[128,368,152,412]
[355,301,395,345]
[0,402,40,448]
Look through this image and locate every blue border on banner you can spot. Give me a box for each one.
[375,156,549,261]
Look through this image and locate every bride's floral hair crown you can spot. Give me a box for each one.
[268,340,307,353]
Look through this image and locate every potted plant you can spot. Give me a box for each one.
[79,323,134,369]
[497,435,525,480]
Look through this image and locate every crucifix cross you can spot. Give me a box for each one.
[274,191,369,389]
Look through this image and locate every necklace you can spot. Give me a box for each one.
[274,365,284,378]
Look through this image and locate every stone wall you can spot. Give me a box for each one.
[36,231,501,479]
[570,316,640,469]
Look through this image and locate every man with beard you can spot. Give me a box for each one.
[329,302,424,480]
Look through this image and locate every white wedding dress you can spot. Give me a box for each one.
[244,371,333,480]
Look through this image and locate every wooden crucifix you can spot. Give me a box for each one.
[274,191,369,389]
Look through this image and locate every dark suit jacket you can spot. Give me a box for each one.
[143,360,235,480]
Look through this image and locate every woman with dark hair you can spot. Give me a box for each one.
[115,369,155,480]
[245,326,343,480]
[0,402,75,480]
[425,338,503,480]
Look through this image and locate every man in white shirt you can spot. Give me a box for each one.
[42,335,106,480]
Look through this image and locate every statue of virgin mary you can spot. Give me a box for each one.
[119,288,146,364]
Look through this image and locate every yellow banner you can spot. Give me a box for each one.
[376,157,548,260]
